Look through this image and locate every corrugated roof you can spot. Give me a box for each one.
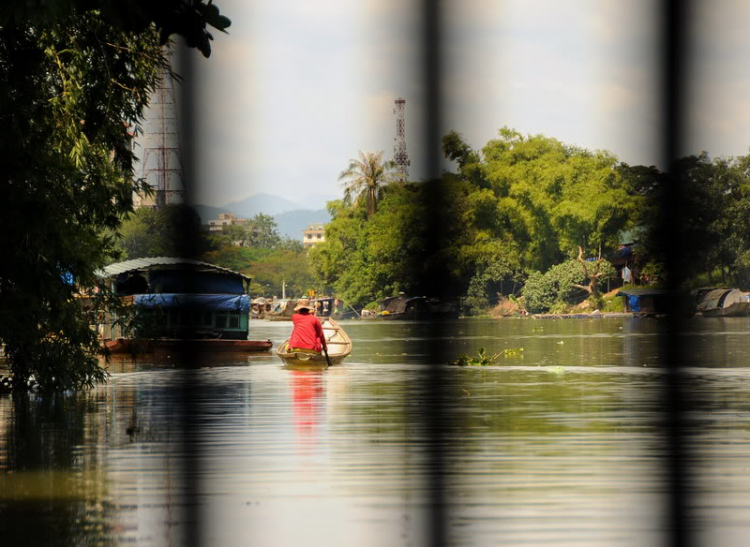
[97,257,251,281]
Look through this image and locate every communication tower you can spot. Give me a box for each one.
[136,58,185,207]
[393,98,410,182]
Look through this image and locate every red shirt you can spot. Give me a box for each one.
[289,313,326,351]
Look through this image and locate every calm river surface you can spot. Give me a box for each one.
[2,317,750,546]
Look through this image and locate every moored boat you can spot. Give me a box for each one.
[697,288,750,317]
[276,318,352,366]
[361,294,458,320]
[104,338,272,354]
[95,257,274,354]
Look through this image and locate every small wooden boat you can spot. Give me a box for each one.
[104,338,273,354]
[276,318,352,366]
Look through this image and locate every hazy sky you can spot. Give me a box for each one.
[155,0,750,207]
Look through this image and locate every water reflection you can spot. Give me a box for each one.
[0,391,114,546]
[1,317,750,546]
[288,368,325,452]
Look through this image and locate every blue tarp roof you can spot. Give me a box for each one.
[133,294,251,312]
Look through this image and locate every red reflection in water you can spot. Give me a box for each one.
[289,370,325,452]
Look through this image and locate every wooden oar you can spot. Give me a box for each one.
[323,346,333,367]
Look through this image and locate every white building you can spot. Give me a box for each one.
[208,213,247,232]
[302,223,326,247]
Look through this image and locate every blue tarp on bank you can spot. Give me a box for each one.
[134,294,251,312]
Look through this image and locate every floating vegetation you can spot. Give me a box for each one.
[503,347,524,357]
[450,347,501,367]
[451,347,524,366]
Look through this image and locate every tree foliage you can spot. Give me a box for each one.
[521,259,616,313]
[215,213,282,249]
[630,152,750,288]
[0,3,230,390]
[202,214,313,298]
[311,129,636,312]
[118,205,208,260]
[339,150,399,218]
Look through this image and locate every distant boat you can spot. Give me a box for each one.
[696,288,750,317]
[310,296,360,320]
[276,318,352,366]
[363,295,458,320]
[95,257,273,354]
[265,299,296,321]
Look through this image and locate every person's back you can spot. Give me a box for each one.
[288,299,327,353]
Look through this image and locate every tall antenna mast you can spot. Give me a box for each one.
[393,98,410,182]
[137,50,185,208]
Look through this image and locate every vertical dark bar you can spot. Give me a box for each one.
[176,41,203,547]
[660,2,692,546]
[420,2,449,546]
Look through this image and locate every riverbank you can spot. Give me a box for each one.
[533,312,634,319]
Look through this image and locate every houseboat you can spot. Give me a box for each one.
[96,257,272,353]
[696,288,750,317]
[363,294,459,320]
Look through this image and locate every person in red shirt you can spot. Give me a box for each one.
[288,298,328,354]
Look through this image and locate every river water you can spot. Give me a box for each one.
[2,317,750,546]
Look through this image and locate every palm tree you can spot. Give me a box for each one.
[338,151,397,218]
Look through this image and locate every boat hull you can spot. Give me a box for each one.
[701,301,750,317]
[277,352,349,367]
[104,338,273,354]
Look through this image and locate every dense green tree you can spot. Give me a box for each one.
[479,128,639,271]
[247,249,314,298]
[521,258,616,313]
[203,246,270,274]
[203,215,310,297]
[339,150,398,218]
[314,129,638,311]
[0,2,230,390]
[624,153,750,289]
[118,205,208,260]
[218,213,282,249]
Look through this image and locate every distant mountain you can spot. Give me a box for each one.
[273,209,331,240]
[223,193,300,218]
[194,193,335,237]
[297,193,338,210]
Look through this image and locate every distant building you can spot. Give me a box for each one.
[208,213,247,232]
[302,223,326,247]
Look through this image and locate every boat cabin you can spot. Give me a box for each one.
[97,257,252,340]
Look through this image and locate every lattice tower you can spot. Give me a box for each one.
[393,98,410,182]
[137,59,185,207]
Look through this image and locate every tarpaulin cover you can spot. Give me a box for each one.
[134,294,250,312]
